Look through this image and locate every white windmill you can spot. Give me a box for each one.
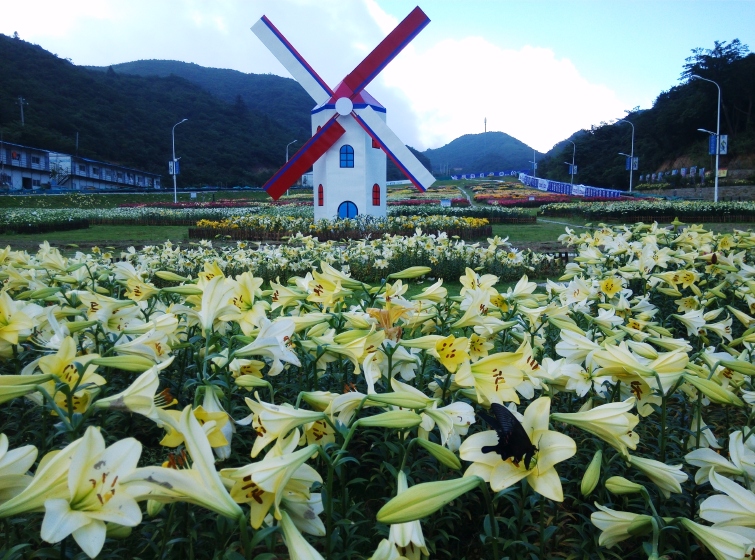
[252,6,435,220]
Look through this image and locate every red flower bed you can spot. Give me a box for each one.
[118,199,313,209]
[477,195,630,208]
[388,198,469,207]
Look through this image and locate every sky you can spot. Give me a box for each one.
[3,0,755,153]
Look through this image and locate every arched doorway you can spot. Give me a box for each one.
[338,201,358,218]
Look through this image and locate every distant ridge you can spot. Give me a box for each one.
[86,60,313,139]
[423,132,540,175]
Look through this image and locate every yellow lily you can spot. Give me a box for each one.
[454,351,524,405]
[39,427,142,558]
[0,292,35,346]
[220,430,322,531]
[242,393,325,458]
[551,398,639,458]
[0,433,37,504]
[121,405,242,520]
[460,397,576,501]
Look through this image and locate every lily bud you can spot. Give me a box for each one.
[626,515,654,537]
[105,523,132,539]
[719,359,755,376]
[146,499,165,517]
[683,373,744,407]
[581,450,602,496]
[155,271,190,282]
[234,376,272,391]
[605,476,645,495]
[0,373,55,404]
[160,285,203,295]
[367,392,435,410]
[66,320,98,333]
[26,287,62,300]
[416,438,461,470]
[91,355,155,372]
[387,266,432,280]
[377,475,481,524]
[547,316,586,335]
[357,410,422,429]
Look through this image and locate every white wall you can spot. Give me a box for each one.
[312,109,387,221]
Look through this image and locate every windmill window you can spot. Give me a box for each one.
[317,184,324,206]
[340,145,354,168]
[372,183,380,206]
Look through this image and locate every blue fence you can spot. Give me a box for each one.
[450,170,528,180]
[517,174,623,198]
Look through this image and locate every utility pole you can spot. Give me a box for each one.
[1,129,5,185]
[75,132,79,157]
[17,97,28,126]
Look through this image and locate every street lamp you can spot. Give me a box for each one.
[564,140,576,185]
[529,149,537,178]
[285,139,297,196]
[690,75,721,202]
[172,118,188,203]
[615,119,635,192]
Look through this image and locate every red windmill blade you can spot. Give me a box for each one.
[339,6,430,98]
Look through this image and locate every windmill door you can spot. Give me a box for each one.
[337,201,358,219]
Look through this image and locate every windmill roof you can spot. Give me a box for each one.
[311,84,386,115]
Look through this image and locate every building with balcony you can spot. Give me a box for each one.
[0,141,51,190]
[48,153,161,190]
[0,141,162,191]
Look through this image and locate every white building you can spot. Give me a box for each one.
[312,92,387,220]
[48,153,161,190]
[0,141,51,191]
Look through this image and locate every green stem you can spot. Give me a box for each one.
[660,392,668,464]
[201,334,212,381]
[326,458,335,559]
[238,513,252,560]
[399,438,418,473]
[479,481,500,560]
[159,503,176,559]
[539,494,546,560]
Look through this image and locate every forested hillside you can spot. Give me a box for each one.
[538,40,755,189]
[91,60,432,181]
[0,34,297,186]
[423,132,539,174]
[87,60,313,139]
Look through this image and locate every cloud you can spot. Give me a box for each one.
[379,36,627,152]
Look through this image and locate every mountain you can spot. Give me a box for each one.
[0,34,298,187]
[91,60,433,181]
[537,40,755,189]
[422,132,540,175]
[86,60,313,139]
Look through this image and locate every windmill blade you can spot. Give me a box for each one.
[352,106,435,192]
[340,6,430,97]
[262,116,346,200]
[252,16,333,105]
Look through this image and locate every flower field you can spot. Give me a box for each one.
[3,218,755,559]
[541,199,755,222]
[191,215,493,242]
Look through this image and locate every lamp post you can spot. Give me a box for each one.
[529,149,537,178]
[690,75,721,202]
[564,140,576,185]
[172,118,188,203]
[285,139,297,196]
[616,119,635,192]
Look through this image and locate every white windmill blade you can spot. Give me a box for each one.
[352,106,435,192]
[251,16,332,105]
